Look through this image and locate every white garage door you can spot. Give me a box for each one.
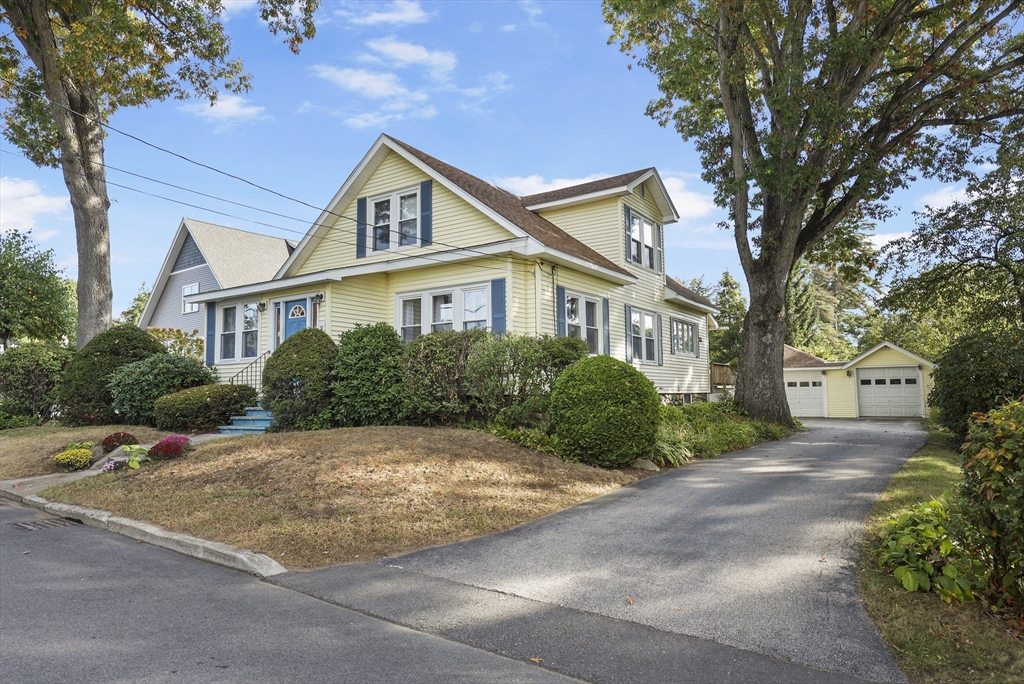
[857,367,922,417]
[785,371,825,417]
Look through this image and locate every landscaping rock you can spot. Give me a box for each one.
[633,458,660,472]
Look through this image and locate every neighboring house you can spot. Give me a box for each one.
[783,342,935,418]
[139,219,294,332]
[176,134,719,398]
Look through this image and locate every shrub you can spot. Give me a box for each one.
[108,354,215,425]
[0,343,73,420]
[53,448,93,471]
[148,435,191,460]
[101,431,137,454]
[262,328,337,431]
[485,424,568,459]
[154,384,256,432]
[467,333,589,427]
[929,329,1024,441]
[657,402,788,461]
[147,327,204,361]
[0,402,42,430]
[60,325,166,425]
[549,356,661,467]
[405,329,488,424]
[331,323,408,427]
[878,498,981,603]
[958,399,1024,611]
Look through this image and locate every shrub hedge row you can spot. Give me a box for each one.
[154,384,256,432]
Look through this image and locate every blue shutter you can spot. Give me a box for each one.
[602,297,610,356]
[624,304,632,363]
[668,317,676,355]
[420,180,433,246]
[624,205,633,262]
[655,223,664,274]
[205,303,216,365]
[657,313,664,366]
[696,321,701,358]
[556,285,566,337]
[490,278,506,333]
[356,197,367,258]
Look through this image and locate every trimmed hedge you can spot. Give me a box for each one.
[0,342,73,420]
[930,329,1024,441]
[405,329,488,424]
[108,354,215,425]
[262,328,337,431]
[549,356,661,467]
[331,323,408,427]
[60,325,166,426]
[154,384,256,432]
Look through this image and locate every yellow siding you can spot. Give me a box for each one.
[823,345,934,417]
[295,152,515,275]
[852,347,924,368]
[536,197,622,267]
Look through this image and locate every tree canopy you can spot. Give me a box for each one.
[605,0,1024,423]
[0,230,75,348]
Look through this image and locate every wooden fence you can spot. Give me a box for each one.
[711,363,736,389]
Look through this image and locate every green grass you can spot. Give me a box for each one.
[857,430,1024,684]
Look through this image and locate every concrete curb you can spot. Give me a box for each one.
[13,493,286,578]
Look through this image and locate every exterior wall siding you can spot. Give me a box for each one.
[295,152,515,275]
[149,264,219,332]
[536,197,622,266]
[821,346,934,418]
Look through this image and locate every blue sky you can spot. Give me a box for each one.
[1,0,966,314]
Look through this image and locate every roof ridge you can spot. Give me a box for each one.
[518,168,655,205]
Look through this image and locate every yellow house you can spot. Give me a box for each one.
[165,134,718,399]
[783,342,935,418]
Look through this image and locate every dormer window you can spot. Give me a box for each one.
[626,206,661,272]
[372,188,419,251]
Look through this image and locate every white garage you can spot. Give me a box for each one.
[784,369,826,417]
[856,367,923,417]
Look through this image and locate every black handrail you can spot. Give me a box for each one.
[228,351,270,394]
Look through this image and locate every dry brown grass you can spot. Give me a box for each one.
[43,426,637,569]
[0,425,172,480]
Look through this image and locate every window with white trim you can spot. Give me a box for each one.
[398,283,490,339]
[629,210,658,270]
[630,309,657,363]
[182,283,200,314]
[565,291,600,354]
[670,317,697,356]
[219,302,259,361]
[372,188,419,251]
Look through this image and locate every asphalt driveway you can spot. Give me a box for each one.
[379,419,925,682]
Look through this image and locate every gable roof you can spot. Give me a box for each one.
[664,276,716,311]
[139,219,293,328]
[841,341,934,369]
[388,138,630,277]
[784,345,846,369]
[519,170,652,205]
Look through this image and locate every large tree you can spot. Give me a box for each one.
[605,0,1024,424]
[0,0,317,349]
[0,230,75,348]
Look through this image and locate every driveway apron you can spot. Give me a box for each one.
[391,419,925,683]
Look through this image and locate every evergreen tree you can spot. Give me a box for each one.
[709,271,746,365]
[786,265,818,349]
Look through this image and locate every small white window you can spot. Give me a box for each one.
[242,303,259,358]
[670,318,697,356]
[463,289,487,330]
[565,292,600,355]
[182,283,200,314]
[221,306,236,360]
[220,302,259,360]
[432,294,453,331]
[631,309,657,363]
[628,209,658,271]
[401,298,422,343]
[371,189,419,252]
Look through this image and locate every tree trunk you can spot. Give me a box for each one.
[734,260,795,427]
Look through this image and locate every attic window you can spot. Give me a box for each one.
[372,188,419,251]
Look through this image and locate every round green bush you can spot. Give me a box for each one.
[60,325,166,426]
[154,384,256,432]
[262,328,337,431]
[0,343,73,420]
[549,356,662,467]
[107,354,215,426]
[930,329,1024,441]
[331,323,408,427]
[54,448,93,471]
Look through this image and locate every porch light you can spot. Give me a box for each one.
[846,370,851,377]
[917,364,922,370]
[314,292,325,304]
[256,302,267,313]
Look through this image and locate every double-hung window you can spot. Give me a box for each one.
[372,188,419,251]
[219,302,259,361]
[565,291,600,354]
[399,283,490,340]
[628,210,658,270]
[630,309,657,363]
[182,283,200,314]
[670,317,698,356]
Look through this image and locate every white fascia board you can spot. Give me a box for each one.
[187,271,344,304]
[523,240,636,285]
[664,289,719,315]
[139,220,222,328]
[841,341,935,369]
[628,169,679,223]
[708,315,720,331]
[524,186,630,212]
[784,366,845,372]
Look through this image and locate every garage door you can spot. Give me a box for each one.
[857,367,921,417]
[785,371,825,417]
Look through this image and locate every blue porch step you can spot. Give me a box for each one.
[218,406,274,435]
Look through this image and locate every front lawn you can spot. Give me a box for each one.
[857,430,1024,684]
[0,425,172,481]
[42,426,638,569]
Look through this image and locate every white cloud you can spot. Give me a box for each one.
[868,231,912,249]
[181,94,267,128]
[501,24,517,32]
[918,185,967,209]
[494,173,611,196]
[0,177,69,237]
[661,176,717,221]
[220,0,259,17]
[348,1,428,26]
[519,0,545,26]
[311,65,426,101]
[366,38,457,80]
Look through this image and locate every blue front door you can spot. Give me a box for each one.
[284,299,307,340]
